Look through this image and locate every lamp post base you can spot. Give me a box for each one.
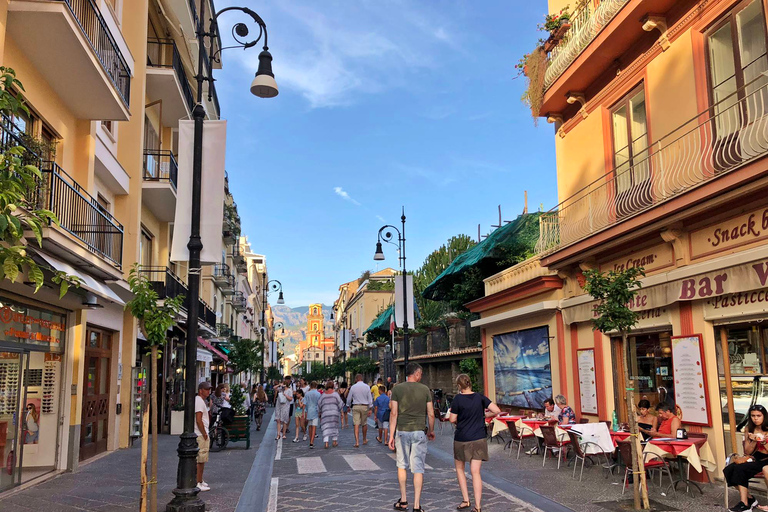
[166,432,205,512]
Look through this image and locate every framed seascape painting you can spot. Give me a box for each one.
[493,326,553,409]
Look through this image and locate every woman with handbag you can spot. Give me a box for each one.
[725,404,768,511]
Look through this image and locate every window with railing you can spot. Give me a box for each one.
[143,150,178,189]
[146,39,195,113]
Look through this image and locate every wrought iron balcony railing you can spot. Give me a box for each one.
[147,38,195,113]
[143,150,178,189]
[231,291,246,312]
[217,323,232,338]
[201,47,221,118]
[537,74,768,254]
[138,266,216,328]
[58,0,131,106]
[0,113,124,268]
[544,0,629,90]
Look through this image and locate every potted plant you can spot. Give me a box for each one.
[538,6,572,50]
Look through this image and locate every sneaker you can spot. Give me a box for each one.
[730,501,749,512]
[303,435,307,441]
[197,482,210,492]
[525,447,539,455]
[748,496,758,509]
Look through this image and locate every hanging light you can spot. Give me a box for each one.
[277,291,285,305]
[250,50,278,98]
[373,242,385,261]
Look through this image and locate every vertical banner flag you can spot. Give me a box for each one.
[270,341,277,365]
[338,329,352,351]
[306,361,312,374]
[171,120,227,264]
[394,275,415,328]
[389,313,395,335]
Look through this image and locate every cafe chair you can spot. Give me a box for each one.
[617,440,676,495]
[505,422,536,459]
[724,451,765,509]
[567,430,606,482]
[541,425,571,469]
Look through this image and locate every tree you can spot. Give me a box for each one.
[266,366,282,382]
[228,337,262,377]
[0,67,80,296]
[126,264,184,512]
[230,385,247,416]
[583,266,648,511]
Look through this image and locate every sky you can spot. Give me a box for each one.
[215,0,558,308]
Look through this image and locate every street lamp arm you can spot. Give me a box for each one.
[377,224,402,248]
[266,279,283,294]
[209,6,269,63]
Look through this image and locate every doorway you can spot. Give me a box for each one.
[80,328,111,461]
[0,349,29,493]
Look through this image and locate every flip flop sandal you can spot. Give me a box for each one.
[393,499,408,511]
[457,502,471,510]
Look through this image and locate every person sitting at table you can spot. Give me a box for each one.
[725,404,768,512]
[640,402,680,438]
[636,399,658,441]
[555,395,576,425]
[540,398,561,421]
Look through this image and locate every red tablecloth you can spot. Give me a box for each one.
[520,419,549,430]
[610,431,632,447]
[648,438,706,455]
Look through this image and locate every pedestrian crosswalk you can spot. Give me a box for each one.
[296,456,327,474]
[342,454,379,470]
[386,452,433,470]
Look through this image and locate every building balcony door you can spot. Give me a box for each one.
[80,328,111,461]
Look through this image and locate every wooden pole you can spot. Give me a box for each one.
[150,345,159,512]
[720,327,738,453]
[140,399,149,512]
[622,331,649,510]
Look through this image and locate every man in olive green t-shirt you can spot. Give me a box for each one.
[388,363,434,512]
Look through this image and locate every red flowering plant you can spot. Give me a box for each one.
[538,6,571,33]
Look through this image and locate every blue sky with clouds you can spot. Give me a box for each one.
[214,0,558,308]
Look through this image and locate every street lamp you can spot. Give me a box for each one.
[168,4,277,512]
[374,208,409,373]
[261,278,284,384]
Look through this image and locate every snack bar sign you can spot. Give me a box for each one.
[0,299,66,349]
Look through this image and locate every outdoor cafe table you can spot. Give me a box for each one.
[643,438,715,494]
[568,423,615,454]
[610,431,632,447]
[489,415,523,437]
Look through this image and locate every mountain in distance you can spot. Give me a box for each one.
[271,304,333,357]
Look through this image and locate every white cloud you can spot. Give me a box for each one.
[228,1,459,108]
[376,215,386,222]
[333,186,361,206]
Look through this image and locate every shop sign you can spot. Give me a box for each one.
[690,206,768,259]
[564,257,768,324]
[0,297,66,350]
[599,243,674,274]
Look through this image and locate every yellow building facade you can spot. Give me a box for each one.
[476,0,768,480]
[0,0,263,492]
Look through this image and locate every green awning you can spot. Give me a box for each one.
[364,304,394,335]
[218,345,230,355]
[421,212,542,302]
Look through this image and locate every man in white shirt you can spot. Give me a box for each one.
[195,381,212,491]
[542,398,561,420]
[346,374,373,447]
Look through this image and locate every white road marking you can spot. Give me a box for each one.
[275,437,283,461]
[267,477,279,512]
[297,456,327,474]
[386,452,432,470]
[343,454,380,471]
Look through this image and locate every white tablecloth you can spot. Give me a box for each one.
[568,423,615,454]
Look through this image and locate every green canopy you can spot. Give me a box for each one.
[421,212,542,302]
[364,304,394,335]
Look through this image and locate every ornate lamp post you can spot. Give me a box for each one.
[261,277,284,384]
[374,208,408,371]
[167,4,277,511]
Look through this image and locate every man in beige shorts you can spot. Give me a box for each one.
[195,381,212,491]
[346,374,373,447]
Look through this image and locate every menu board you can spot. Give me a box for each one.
[577,349,598,415]
[671,334,711,426]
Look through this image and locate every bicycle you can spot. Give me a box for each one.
[208,410,229,452]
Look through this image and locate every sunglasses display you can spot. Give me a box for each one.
[42,361,58,414]
[0,361,20,416]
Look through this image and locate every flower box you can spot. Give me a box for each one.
[552,21,571,40]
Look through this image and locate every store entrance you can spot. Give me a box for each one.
[0,349,27,493]
[80,328,111,461]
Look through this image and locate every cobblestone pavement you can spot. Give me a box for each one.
[0,411,271,512]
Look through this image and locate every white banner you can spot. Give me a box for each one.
[170,120,227,264]
[394,274,415,328]
[306,361,312,374]
[338,329,353,351]
[270,341,277,365]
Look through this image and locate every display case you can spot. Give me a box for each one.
[130,367,147,438]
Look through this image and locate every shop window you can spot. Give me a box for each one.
[623,331,675,410]
[706,0,768,138]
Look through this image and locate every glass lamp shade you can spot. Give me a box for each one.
[373,242,385,261]
[250,50,278,98]
[277,291,285,305]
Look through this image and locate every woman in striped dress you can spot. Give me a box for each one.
[318,380,343,449]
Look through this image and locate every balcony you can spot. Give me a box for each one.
[213,263,235,294]
[146,39,194,125]
[141,266,187,300]
[231,291,246,313]
[8,0,131,120]
[222,206,239,244]
[540,0,677,116]
[142,150,178,222]
[537,75,768,257]
[216,323,232,338]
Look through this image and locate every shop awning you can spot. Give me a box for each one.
[422,213,542,301]
[364,304,394,335]
[197,337,228,361]
[36,252,125,305]
[196,348,213,363]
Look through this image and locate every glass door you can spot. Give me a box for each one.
[0,350,28,493]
